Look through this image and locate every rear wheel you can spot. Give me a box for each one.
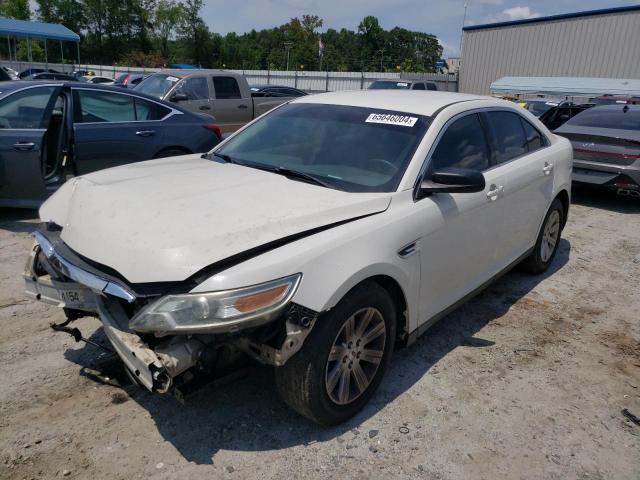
[521,198,564,273]
[275,282,395,425]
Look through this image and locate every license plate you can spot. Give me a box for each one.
[60,289,84,307]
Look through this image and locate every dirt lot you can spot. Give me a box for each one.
[0,187,639,480]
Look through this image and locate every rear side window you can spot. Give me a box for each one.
[0,86,56,129]
[427,82,437,91]
[76,90,136,122]
[485,111,528,164]
[520,118,545,151]
[412,83,425,90]
[175,77,209,100]
[213,77,242,99]
[566,107,640,130]
[134,98,171,120]
[430,113,490,171]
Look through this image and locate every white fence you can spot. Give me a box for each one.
[1,60,458,92]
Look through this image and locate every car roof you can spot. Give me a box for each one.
[292,90,489,116]
[0,80,188,110]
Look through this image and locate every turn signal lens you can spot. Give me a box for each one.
[234,285,288,313]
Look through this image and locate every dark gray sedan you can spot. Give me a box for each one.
[555,105,640,197]
[0,81,221,208]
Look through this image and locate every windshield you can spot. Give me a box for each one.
[369,81,411,90]
[135,73,180,98]
[566,107,640,130]
[524,101,555,116]
[214,103,429,193]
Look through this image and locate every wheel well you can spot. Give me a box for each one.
[153,146,192,158]
[367,275,409,346]
[555,189,570,228]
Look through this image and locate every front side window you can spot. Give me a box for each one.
[368,81,411,90]
[430,114,490,171]
[213,77,241,99]
[215,103,429,192]
[175,77,209,100]
[427,83,437,91]
[76,90,136,122]
[412,83,426,90]
[485,111,528,164]
[0,86,57,129]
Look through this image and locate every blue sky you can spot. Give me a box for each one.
[200,0,639,57]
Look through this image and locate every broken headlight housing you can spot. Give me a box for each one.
[129,274,301,335]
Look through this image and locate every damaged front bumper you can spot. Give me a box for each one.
[23,229,319,395]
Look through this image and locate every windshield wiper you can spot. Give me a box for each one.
[272,166,333,188]
[205,151,243,165]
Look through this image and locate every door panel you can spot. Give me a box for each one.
[0,129,48,206]
[416,112,506,323]
[417,168,506,322]
[211,76,252,132]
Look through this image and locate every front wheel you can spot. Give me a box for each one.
[521,198,564,273]
[275,282,396,425]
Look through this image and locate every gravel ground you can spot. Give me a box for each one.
[0,187,639,480]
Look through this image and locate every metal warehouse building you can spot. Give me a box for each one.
[459,5,640,94]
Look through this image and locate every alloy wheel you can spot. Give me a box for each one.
[324,307,386,405]
[541,210,560,262]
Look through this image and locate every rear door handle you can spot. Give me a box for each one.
[13,141,35,151]
[199,105,211,110]
[486,184,504,201]
[237,104,249,109]
[543,162,554,175]
[135,130,155,137]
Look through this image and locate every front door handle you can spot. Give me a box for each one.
[135,130,155,137]
[199,105,211,110]
[486,184,504,201]
[13,141,36,151]
[543,162,554,175]
[237,104,249,109]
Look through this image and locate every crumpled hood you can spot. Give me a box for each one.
[40,155,391,283]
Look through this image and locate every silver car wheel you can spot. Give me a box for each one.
[325,307,386,405]
[540,210,560,262]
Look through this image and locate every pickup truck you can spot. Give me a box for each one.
[135,70,288,133]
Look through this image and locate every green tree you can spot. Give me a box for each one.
[153,0,185,59]
[0,0,30,19]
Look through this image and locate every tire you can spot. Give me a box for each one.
[521,198,564,274]
[275,282,396,425]
[153,148,189,159]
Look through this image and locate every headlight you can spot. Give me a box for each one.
[129,274,301,335]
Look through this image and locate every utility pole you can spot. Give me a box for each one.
[283,41,293,71]
[459,2,468,56]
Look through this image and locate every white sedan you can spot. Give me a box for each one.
[25,90,573,425]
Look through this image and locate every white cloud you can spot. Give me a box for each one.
[438,38,460,57]
[501,6,541,20]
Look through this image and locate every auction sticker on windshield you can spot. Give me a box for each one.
[366,113,418,127]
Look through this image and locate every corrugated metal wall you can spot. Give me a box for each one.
[460,9,640,94]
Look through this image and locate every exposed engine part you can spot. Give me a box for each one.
[155,337,206,378]
[236,303,319,366]
[50,317,114,353]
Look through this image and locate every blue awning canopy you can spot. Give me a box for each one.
[0,17,80,42]
[490,76,640,97]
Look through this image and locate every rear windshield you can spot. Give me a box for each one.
[135,73,180,98]
[369,81,411,90]
[566,107,640,130]
[215,103,430,193]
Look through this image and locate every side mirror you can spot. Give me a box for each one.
[417,167,486,197]
[170,92,189,102]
